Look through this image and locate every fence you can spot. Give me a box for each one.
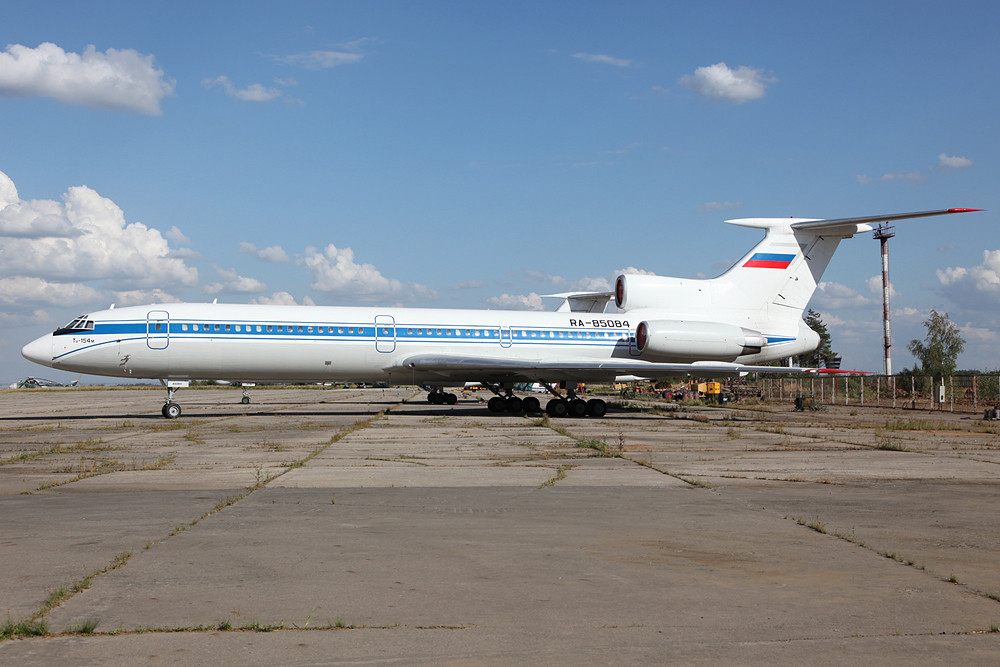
[756,375,1000,413]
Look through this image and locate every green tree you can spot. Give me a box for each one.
[907,309,965,377]
[794,309,838,368]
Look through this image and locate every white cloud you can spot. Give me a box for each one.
[938,153,972,169]
[865,275,896,298]
[486,292,545,310]
[812,282,874,309]
[523,270,568,287]
[960,324,999,342]
[251,292,316,306]
[203,75,282,102]
[108,289,178,306]
[239,242,290,263]
[893,306,925,320]
[572,53,632,68]
[203,266,267,295]
[0,42,174,114]
[299,244,435,302]
[937,249,1000,305]
[0,170,197,289]
[165,226,191,245]
[0,276,99,305]
[698,201,741,212]
[277,51,364,69]
[0,308,50,326]
[680,62,772,103]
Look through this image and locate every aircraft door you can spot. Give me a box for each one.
[147,310,170,350]
[628,331,641,356]
[375,315,396,353]
[499,326,513,348]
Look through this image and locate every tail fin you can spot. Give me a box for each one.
[615,209,979,328]
[718,208,980,324]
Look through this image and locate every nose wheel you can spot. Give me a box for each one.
[159,379,190,419]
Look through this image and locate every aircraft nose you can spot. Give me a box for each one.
[22,335,53,366]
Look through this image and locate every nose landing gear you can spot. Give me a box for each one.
[160,379,190,419]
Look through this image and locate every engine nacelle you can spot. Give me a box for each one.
[635,320,767,361]
[616,274,683,311]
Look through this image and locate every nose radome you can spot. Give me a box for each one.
[21,335,53,366]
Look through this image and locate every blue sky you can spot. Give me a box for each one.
[1,1,997,383]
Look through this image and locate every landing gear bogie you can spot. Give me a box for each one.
[427,391,458,405]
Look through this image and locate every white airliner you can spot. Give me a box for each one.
[21,208,978,419]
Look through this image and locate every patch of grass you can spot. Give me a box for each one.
[807,519,827,534]
[876,436,908,451]
[883,419,950,431]
[949,573,961,584]
[577,438,622,458]
[540,465,570,488]
[1,616,49,640]
[67,617,100,634]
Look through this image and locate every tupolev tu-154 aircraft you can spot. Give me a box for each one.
[22,208,979,419]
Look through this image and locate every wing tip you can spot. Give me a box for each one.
[948,208,984,213]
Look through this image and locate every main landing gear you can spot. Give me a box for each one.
[484,383,606,418]
[426,389,458,405]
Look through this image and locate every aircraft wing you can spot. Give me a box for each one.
[394,354,851,383]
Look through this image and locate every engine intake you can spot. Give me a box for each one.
[635,320,766,361]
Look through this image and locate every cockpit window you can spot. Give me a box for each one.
[54,316,96,336]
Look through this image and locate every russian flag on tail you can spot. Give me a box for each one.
[743,252,796,269]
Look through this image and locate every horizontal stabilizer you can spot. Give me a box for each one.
[789,208,981,234]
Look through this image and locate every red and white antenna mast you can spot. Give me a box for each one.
[873,224,895,375]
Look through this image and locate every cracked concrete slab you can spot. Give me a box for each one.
[2,387,1000,664]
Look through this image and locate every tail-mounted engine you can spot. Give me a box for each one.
[616,274,683,311]
[634,320,767,361]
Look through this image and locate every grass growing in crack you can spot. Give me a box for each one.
[26,551,133,627]
[883,419,951,431]
[540,465,570,488]
[577,438,622,458]
[875,436,908,452]
[1,616,48,640]
[796,518,827,534]
[29,455,176,493]
[67,617,100,634]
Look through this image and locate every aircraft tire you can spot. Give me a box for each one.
[163,403,181,419]
[568,399,588,417]
[546,399,568,418]
[445,392,458,405]
[505,396,523,412]
[522,396,541,413]
[428,392,444,405]
[488,396,507,413]
[241,396,250,405]
[586,398,607,418]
